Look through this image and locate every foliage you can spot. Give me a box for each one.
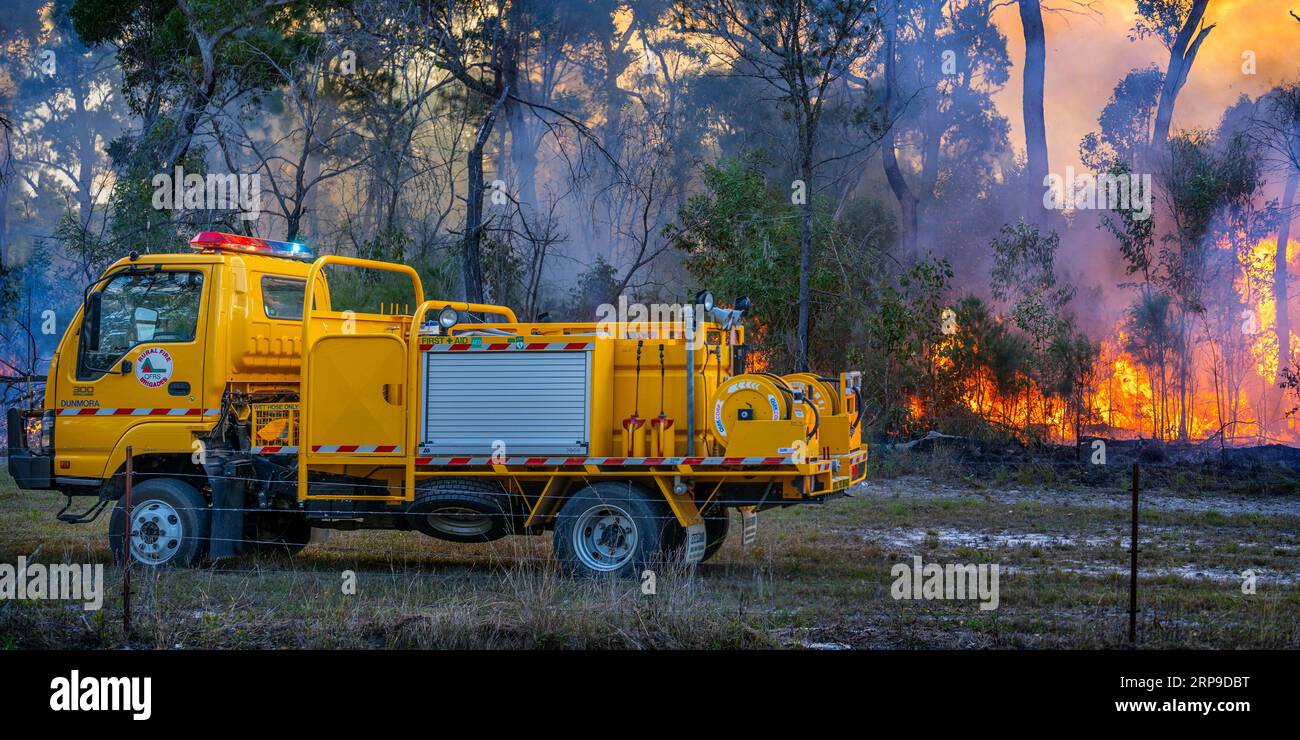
[859,256,952,439]
[989,219,1074,350]
[669,153,894,371]
[560,255,619,322]
[1079,66,1163,172]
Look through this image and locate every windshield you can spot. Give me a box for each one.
[80,270,203,379]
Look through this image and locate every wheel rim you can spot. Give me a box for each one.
[572,504,638,572]
[425,506,493,537]
[128,499,183,565]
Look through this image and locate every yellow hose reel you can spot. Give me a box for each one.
[782,373,838,436]
[709,373,791,450]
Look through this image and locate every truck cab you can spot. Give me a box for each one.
[8,232,868,577]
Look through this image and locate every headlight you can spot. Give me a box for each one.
[25,411,53,453]
[694,289,714,312]
[23,416,40,450]
[438,306,460,330]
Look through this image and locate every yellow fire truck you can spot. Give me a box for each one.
[7,232,867,577]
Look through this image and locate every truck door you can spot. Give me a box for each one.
[305,334,406,453]
[57,266,211,480]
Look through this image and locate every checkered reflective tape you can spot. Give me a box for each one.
[419,340,593,352]
[244,449,864,471]
[57,408,219,416]
[411,455,793,466]
[248,445,400,454]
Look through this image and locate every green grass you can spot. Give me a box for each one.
[1,469,1297,649]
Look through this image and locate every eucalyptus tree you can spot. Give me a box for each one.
[678,0,879,371]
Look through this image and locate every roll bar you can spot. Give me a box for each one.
[424,300,519,325]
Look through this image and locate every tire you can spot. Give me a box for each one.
[108,477,210,568]
[409,478,513,543]
[246,511,312,555]
[701,506,730,563]
[553,481,680,578]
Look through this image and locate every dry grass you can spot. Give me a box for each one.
[2,466,1298,650]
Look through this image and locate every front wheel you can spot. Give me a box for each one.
[553,482,680,578]
[108,477,210,568]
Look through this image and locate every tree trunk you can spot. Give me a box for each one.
[1277,173,1297,376]
[1151,0,1212,153]
[796,145,813,372]
[501,1,537,215]
[0,117,10,268]
[1018,0,1049,216]
[1178,310,1190,440]
[166,36,220,167]
[462,89,509,303]
[293,145,322,243]
[881,15,918,253]
[0,173,8,269]
[600,34,630,166]
[74,73,95,227]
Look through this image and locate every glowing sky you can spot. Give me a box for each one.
[991,0,1300,175]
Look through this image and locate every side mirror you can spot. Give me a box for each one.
[84,292,103,351]
[133,306,159,342]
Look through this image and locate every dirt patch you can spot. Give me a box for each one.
[863,476,1300,518]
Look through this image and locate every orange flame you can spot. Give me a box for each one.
[913,236,1300,445]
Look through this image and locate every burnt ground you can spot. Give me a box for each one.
[1,448,1297,649]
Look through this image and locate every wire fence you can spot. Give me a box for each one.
[5,444,1289,645]
[2,446,795,635]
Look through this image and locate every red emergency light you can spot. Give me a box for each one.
[189,231,314,259]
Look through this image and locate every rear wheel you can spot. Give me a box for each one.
[700,506,730,563]
[409,478,513,542]
[553,482,680,578]
[108,477,210,568]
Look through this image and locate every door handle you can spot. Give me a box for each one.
[120,360,132,373]
[382,383,403,405]
[168,382,190,397]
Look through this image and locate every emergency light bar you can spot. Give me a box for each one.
[189,231,314,259]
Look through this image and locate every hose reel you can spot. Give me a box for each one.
[782,373,838,436]
[709,373,791,451]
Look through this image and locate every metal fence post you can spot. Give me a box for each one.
[123,445,133,638]
[1128,462,1139,646]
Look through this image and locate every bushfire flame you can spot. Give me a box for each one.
[917,237,1300,446]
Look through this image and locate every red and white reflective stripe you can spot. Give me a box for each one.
[411,455,793,467]
[244,447,862,470]
[57,407,219,417]
[310,445,401,453]
[248,445,400,454]
[420,340,593,352]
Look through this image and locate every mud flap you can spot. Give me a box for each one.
[741,507,758,546]
[683,522,707,564]
[208,459,244,560]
